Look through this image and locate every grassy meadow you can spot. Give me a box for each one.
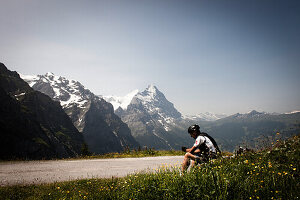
[0,134,299,200]
[78,148,185,159]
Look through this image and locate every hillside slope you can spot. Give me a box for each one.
[0,63,84,159]
[21,72,139,154]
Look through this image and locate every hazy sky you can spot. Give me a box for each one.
[1,0,299,115]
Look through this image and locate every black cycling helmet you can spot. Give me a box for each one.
[188,124,200,134]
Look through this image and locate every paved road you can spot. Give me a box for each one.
[0,156,183,186]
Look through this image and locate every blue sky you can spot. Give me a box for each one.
[1,0,299,115]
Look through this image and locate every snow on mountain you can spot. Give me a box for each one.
[20,74,40,87]
[184,110,300,121]
[20,72,102,133]
[184,112,228,121]
[113,84,186,150]
[102,89,139,110]
[137,84,158,102]
[106,84,182,132]
[285,110,300,114]
[21,73,93,109]
[0,63,85,159]
[136,84,182,131]
[21,72,140,153]
[246,110,267,115]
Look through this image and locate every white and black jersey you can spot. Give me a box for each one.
[193,135,216,153]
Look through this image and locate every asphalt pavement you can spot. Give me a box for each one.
[0,156,183,186]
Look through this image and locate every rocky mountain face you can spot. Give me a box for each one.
[104,85,193,150]
[21,73,139,154]
[21,71,300,153]
[105,83,300,152]
[0,63,84,160]
[194,110,300,151]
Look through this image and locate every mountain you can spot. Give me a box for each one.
[21,69,300,153]
[104,85,193,150]
[184,112,228,121]
[105,84,300,153]
[21,73,139,154]
[0,63,85,160]
[102,89,139,111]
[285,110,300,114]
[196,110,300,151]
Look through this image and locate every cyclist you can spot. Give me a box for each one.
[181,124,220,172]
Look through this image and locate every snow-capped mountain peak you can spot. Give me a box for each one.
[21,72,140,153]
[20,74,39,87]
[145,84,158,97]
[45,72,55,77]
[184,112,228,121]
[103,84,164,111]
[21,73,94,109]
[246,110,266,115]
[103,89,139,110]
[107,85,182,132]
[285,110,300,114]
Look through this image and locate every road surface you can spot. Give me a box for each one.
[0,156,183,186]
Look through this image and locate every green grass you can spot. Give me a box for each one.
[1,135,299,200]
[0,149,185,162]
[78,148,185,159]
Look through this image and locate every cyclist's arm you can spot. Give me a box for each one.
[186,145,197,154]
[186,136,204,154]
